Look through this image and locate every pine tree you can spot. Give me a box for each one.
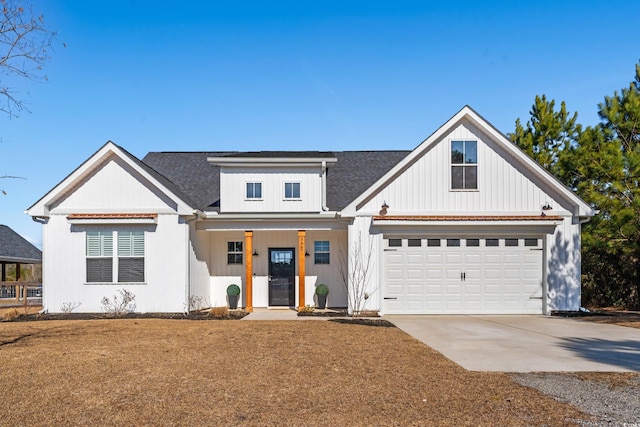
[509,95,581,181]
[574,62,640,308]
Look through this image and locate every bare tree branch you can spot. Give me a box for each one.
[0,0,59,117]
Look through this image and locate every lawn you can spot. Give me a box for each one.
[0,319,587,426]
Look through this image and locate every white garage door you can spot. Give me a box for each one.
[383,237,543,314]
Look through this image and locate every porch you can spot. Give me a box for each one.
[194,218,348,311]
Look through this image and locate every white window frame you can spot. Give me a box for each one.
[245,182,263,200]
[86,230,145,284]
[283,182,301,200]
[227,241,243,265]
[314,240,330,264]
[450,139,478,191]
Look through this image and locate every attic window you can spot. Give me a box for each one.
[451,140,477,190]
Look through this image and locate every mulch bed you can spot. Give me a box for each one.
[1,310,249,322]
[0,319,589,426]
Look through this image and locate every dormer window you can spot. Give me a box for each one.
[246,182,262,199]
[284,182,300,200]
[451,140,477,190]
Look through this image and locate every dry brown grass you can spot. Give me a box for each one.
[0,304,41,318]
[0,319,587,426]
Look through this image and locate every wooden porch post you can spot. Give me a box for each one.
[245,231,253,313]
[15,262,20,302]
[298,230,306,311]
[1,262,5,281]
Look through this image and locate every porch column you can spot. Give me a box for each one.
[298,230,306,311]
[244,231,253,312]
[1,262,6,281]
[15,262,20,302]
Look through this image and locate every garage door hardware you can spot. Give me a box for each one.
[384,297,398,300]
[460,272,467,281]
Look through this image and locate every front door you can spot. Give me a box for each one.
[269,248,295,306]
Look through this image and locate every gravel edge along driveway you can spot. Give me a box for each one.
[512,373,640,427]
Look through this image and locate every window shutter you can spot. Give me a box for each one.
[118,231,144,256]
[132,231,144,256]
[87,231,113,256]
[118,258,144,282]
[87,258,113,282]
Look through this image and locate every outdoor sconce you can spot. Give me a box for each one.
[252,250,259,256]
[380,201,389,216]
[304,251,310,257]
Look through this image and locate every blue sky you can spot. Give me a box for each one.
[1,0,639,247]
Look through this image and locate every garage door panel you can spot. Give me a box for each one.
[383,237,543,315]
[407,254,424,264]
[407,269,423,280]
[426,269,443,279]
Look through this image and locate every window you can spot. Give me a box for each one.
[284,182,300,199]
[447,239,461,247]
[427,239,441,247]
[246,182,262,199]
[227,242,243,264]
[86,231,145,283]
[505,239,519,247]
[314,240,330,264]
[451,140,477,190]
[485,239,499,247]
[408,239,422,247]
[388,239,402,247]
[118,231,145,282]
[466,239,480,247]
[524,238,539,247]
[86,231,113,282]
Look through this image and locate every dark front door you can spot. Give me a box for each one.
[269,248,295,306]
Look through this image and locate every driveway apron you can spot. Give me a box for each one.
[384,315,640,372]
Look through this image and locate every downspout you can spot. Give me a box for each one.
[321,161,329,211]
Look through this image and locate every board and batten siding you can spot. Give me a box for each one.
[352,120,584,312]
[49,156,178,213]
[219,166,323,213]
[41,214,189,313]
[40,156,191,313]
[207,230,347,308]
[357,121,563,215]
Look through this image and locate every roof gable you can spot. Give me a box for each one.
[342,106,595,217]
[26,142,197,217]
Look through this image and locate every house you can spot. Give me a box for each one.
[0,225,42,301]
[26,106,595,315]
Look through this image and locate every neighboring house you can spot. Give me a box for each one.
[26,106,595,315]
[0,225,42,299]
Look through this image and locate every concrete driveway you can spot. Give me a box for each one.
[384,315,640,372]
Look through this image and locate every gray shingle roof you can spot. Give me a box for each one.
[0,225,42,263]
[219,151,336,159]
[141,150,409,212]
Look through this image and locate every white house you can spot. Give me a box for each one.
[26,106,595,315]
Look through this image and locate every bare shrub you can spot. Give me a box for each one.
[100,289,136,317]
[185,295,208,313]
[60,301,81,314]
[209,306,229,319]
[339,232,377,316]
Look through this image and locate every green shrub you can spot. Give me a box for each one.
[226,284,241,296]
[315,284,329,296]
